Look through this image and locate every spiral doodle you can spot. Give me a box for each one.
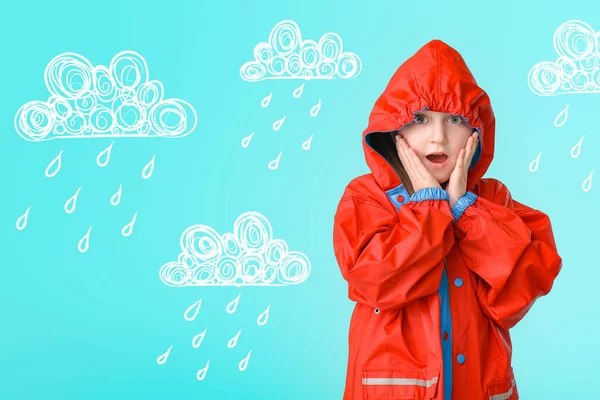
[240,19,362,81]
[553,20,597,60]
[234,212,272,253]
[529,20,600,96]
[182,225,223,263]
[159,211,311,287]
[221,232,242,256]
[14,101,55,141]
[215,256,238,283]
[45,53,94,100]
[192,263,214,284]
[15,50,197,141]
[277,251,311,285]
[266,239,288,264]
[260,264,278,284]
[238,251,264,284]
[159,262,191,287]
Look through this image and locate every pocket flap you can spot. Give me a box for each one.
[487,371,518,400]
[362,366,440,399]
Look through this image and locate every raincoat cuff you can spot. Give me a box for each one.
[409,187,450,203]
[451,191,478,223]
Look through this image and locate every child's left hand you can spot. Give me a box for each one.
[447,131,479,208]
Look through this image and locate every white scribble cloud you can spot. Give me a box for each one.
[240,19,362,82]
[159,212,311,287]
[528,20,600,96]
[15,51,197,141]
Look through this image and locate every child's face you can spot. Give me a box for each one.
[393,111,474,184]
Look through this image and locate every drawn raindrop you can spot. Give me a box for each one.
[257,304,270,326]
[529,151,542,173]
[241,132,254,148]
[45,150,63,178]
[238,350,252,372]
[226,293,241,314]
[554,104,569,127]
[184,298,203,321]
[272,116,286,131]
[571,135,585,159]
[302,134,314,150]
[310,99,322,117]
[261,92,273,108]
[156,345,172,365]
[196,360,210,381]
[64,186,83,214]
[142,155,156,179]
[227,329,242,349]
[16,206,31,231]
[78,226,92,253]
[121,211,137,237]
[582,169,594,192]
[192,329,207,349]
[96,141,114,167]
[293,82,305,98]
[110,184,122,206]
[267,152,282,170]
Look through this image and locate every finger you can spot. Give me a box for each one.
[469,131,478,154]
[464,132,478,168]
[457,148,466,177]
[398,136,417,172]
[400,138,426,177]
[448,148,464,191]
[455,148,465,175]
[463,136,473,167]
[396,136,417,178]
[395,135,409,165]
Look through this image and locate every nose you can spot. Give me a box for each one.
[429,120,448,144]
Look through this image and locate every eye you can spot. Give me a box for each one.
[414,114,427,124]
[449,115,463,124]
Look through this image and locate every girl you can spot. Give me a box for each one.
[332,39,562,400]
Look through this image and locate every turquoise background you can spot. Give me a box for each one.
[1,0,597,398]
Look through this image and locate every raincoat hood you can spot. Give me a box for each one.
[363,39,495,192]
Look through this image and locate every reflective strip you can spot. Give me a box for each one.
[489,379,516,400]
[362,377,438,387]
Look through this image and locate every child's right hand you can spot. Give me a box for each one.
[394,134,442,192]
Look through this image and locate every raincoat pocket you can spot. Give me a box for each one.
[486,369,519,400]
[362,366,440,399]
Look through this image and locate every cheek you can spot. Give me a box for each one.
[401,135,426,155]
[449,130,473,150]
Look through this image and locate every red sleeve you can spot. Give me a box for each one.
[333,189,456,311]
[453,179,563,330]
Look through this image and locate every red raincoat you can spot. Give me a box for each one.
[333,39,562,400]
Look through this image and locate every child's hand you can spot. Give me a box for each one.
[394,134,442,192]
[447,131,479,208]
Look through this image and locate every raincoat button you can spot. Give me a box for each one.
[443,332,449,340]
[374,308,380,314]
[454,278,464,287]
[457,354,466,364]
[396,195,405,202]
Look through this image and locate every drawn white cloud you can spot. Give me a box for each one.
[240,19,362,82]
[528,20,600,96]
[159,211,311,287]
[15,51,197,141]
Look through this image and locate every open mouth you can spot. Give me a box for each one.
[426,153,449,164]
